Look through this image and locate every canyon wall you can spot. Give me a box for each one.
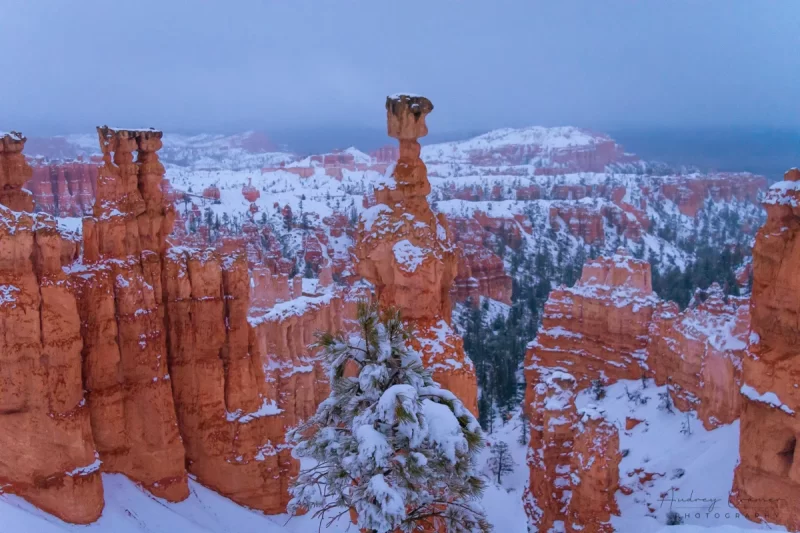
[731,168,800,530]
[0,132,104,523]
[162,246,343,513]
[355,94,478,414]
[72,127,188,502]
[27,158,99,216]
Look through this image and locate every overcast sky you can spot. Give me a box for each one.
[1,0,798,136]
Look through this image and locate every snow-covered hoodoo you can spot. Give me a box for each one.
[523,251,656,532]
[355,94,479,414]
[523,250,755,531]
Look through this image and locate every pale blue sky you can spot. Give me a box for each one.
[1,0,798,135]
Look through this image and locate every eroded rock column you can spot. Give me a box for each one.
[0,132,103,523]
[355,95,478,413]
[71,127,188,501]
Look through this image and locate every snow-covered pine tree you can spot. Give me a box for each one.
[486,441,515,484]
[287,300,490,533]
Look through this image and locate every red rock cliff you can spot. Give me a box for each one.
[1,127,356,524]
[26,158,99,216]
[448,215,512,305]
[527,250,658,389]
[731,168,800,529]
[355,94,478,414]
[0,132,104,523]
[72,127,188,501]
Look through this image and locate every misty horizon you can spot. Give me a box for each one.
[1,0,798,137]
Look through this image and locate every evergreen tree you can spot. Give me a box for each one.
[487,441,515,484]
[288,301,490,533]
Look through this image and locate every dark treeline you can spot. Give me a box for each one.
[650,244,746,309]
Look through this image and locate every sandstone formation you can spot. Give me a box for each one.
[522,251,652,530]
[648,284,748,429]
[523,369,620,533]
[26,158,99,216]
[72,127,188,501]
[660,173,766,218]
[731,168,800,530]
[566,408,621,533]
[163,246,343,513]
[549,200,645,244]
[2,127,358,523]
[0,131,34,211]
[242,178,260,202]
[449,216,512,305]
[0,132,104,523]
[355,94,478,414]
[523,250,752,530]
[527,250,658,390]
[549,202,606,245]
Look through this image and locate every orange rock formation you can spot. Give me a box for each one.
[355,94,478,413]
[449,216,512,305]
[0,132,34,212]
[523,250,751,530]
[72,127,188,501]
[523,368,620,533]
[731,168,800,530]
[523,251,653,530]
[27,158,99,216]
[0,132,104,523]
[527,250,658,390]
[0,126,359,524]
[649,284,749,429]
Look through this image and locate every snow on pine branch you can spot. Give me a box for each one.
[287,300,490,533]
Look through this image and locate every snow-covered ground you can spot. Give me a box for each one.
[574,380,786,532]
[0,420,530,533]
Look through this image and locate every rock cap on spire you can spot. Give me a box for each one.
[386,94,434,140]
